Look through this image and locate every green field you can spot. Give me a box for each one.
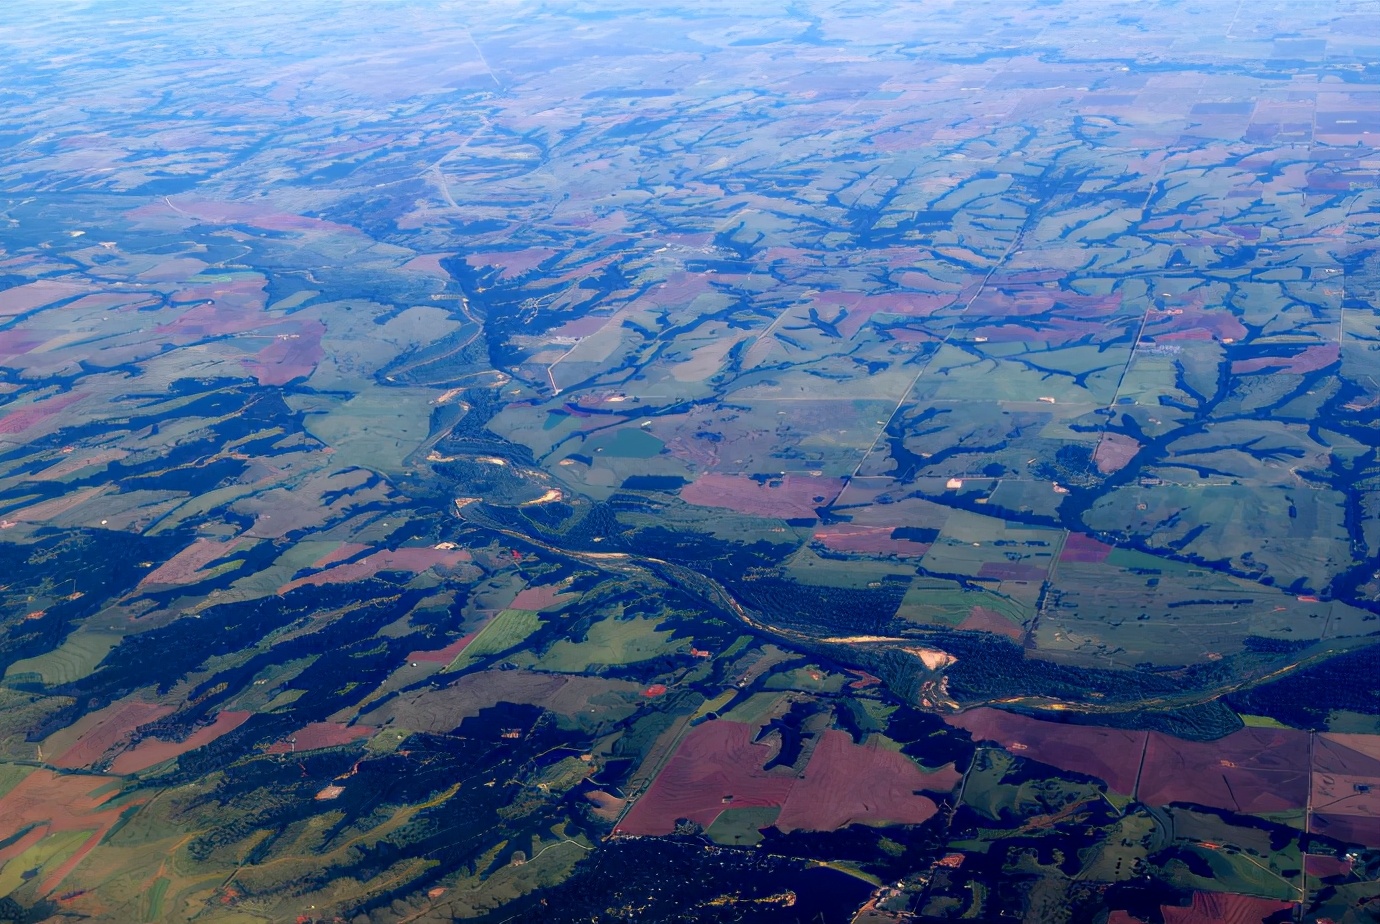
[706,807,781,846]
[445,609,545,672]
[5,629,122,685]
[762,665,847,693]
[894,578,1031,629]
[538,616,678,672]
[585,427,665,459]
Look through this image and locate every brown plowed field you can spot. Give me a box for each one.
[244,319,325,385]
[0,769,132,896]
[947,708,1146,794]
[309,542,371,569]
[0,280,88,318]
[467,247,559,281]
[1309,733,1380,842]
[265,722,373,755]
[1304,853,1352,878]
[47,701,175,769]
[510,583,578,611]
[406,633,477,665]
[1059,532,1114,563]
[1232,343,1338,375]
[956,606,1025,641]
[360,669,645,732]
[109,710,252,774]
[680,474,844,519]
[1145,308,1247,342]
[774,730,954,832]
[1093,433,1141,474]
[1138,726,1309,813]
[1311,813,1380,846]
[0,393,80,436]
[1159,891,1294,924]
[132,196,358,235]
[1315,733,1380,776]
[619,722,959,837]
[278,546,471,594]
[812,524,930,557]
[976,561,1048,582]
[139,536,243,587]
[615,721,796,835]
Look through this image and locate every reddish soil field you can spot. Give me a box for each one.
[1159,891,1294,924]
[615,721,798,835]
[510,583,578,611]
[1138,726,1309,813]
[109,710,252,774]
[956,606,1025,641]
[1311,813,1380,845]
[774,730,954,832]
[167,275,267,311]
[0,393,81,436]
[0,770,131,896]
[310,542,371,569]
[1093,433,1141,474]
[1153,328,1216,342]
[243,320,325,385]
[1315,733,1380,776]
[806,292,948,339]
[1144,309,1247,342]
[265,722,374,755]
[813,524,930,557]
[946,708,1146,794]
[8,486,106,523]
[847,669,882,689]
[406,633,477,665]
[977,562,1047,582]
[680,474,844,520]
[140,537,242,587]
[641,271,717,308]
[0,329,49,358]
[30,448,128,482]
[1060,532,1114,564]
[968,287,1119,319]
[136,256,209,283]
[550,312,614,338]
[1305,853,1353,878]
[279,547,471,594]
[48,701,175,769]
[619,722,957,837]
[142,197,359,235]
[0,280,88,317]
[467,247,558,281]
[1232,344,1339,375]
[971,318,1110,345]
[586,789,627,822]
[400,253,448,277]
[1310,735,1380,834]
[971,289,1054,318]
[362,669,645,732]
[880,326,942,344]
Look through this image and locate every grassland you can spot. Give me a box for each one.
[538,616,678,672]
[445,609,544,672]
